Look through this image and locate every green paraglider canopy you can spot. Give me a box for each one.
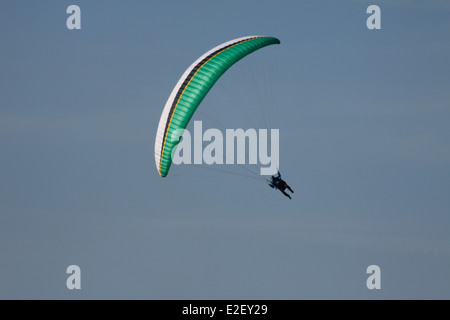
[154,35,280,177]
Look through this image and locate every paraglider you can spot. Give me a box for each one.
[154,35,293,199]
[267,171,294,199]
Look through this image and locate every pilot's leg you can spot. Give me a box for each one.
[281,190,291,199]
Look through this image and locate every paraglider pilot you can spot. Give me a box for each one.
[268,171,294,199]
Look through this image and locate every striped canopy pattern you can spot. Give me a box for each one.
[155,36,280,177]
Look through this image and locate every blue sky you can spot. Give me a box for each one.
[1,0,449,299]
